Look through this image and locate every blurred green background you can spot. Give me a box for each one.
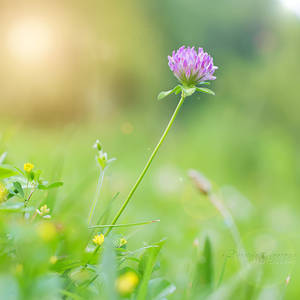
[0,0,299,298]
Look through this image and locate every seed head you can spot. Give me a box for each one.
[188,169,212,195]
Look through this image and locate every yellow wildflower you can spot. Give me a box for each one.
[37,204,50,216]
[49,256,58,264]
[116,271,139,295]
[37,222,56,242]
[92,234,104,246]
[0,182,8,203]
[120,238,127,247]
[24,162,34,173]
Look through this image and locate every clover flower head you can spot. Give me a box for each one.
[116,271,139,295]
[168,46,218,86]
[24,162,34,173]
[92,234,104,246]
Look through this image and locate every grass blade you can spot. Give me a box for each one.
[89,219,160,229]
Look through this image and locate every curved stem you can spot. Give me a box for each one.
[209,193,248,268]
[105,93,185,236]
[88,170,105,226]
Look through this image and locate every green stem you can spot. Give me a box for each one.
[88,170,105,226]
[89,219,160,229]
[217,256,228,287]
[24,184,36,219]
[105,92,185,236]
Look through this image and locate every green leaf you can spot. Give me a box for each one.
[100,237,118,300]
[196,87,215,95]
[37,182,63,190]
[0,152,7,165]
[192,236,214,296]
[198,81,210,85]
[137,239,166,300]
[47,182,64,189]
[174,86,182,95]
[182,87,196,97]
[206,264,255,300]
[0,166,18,180]
[34,170,42,182]
[157,86,182,100]
[203,236,214,287]
[13,182,24,198]
[148,278,176,300]
[13,166,25,176]
[0,202,24,212]
[60,290,83,300]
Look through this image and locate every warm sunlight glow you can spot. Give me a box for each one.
[7,19,54,64]
[280,0,300,17]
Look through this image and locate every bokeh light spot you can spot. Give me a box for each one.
[7,18,54,64]
[280,0,300,17]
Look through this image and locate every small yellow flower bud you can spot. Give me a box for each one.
[0,182,8,203]
[49,256,58,264]
[116,271,139,295]
[24,162,34,173]
[92,234,104,246]
[120,238,127,247]
[37,204,50,216]
[37,222,57,242]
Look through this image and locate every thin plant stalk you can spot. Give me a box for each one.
[105,93,186,236]
[217,256,228,287]
[208,193,248,268]
[189,170,248,268]
[24,184,37,219]
[88,170,105,226]
[89,219,160,229]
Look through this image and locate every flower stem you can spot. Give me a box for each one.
[105,92,186,236]
[88,170,105,226]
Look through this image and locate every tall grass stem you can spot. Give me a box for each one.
[88,170,105,226]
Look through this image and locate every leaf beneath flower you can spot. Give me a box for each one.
[157,85,182,100]
[196,87,215,96]
[182,87,196,97]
